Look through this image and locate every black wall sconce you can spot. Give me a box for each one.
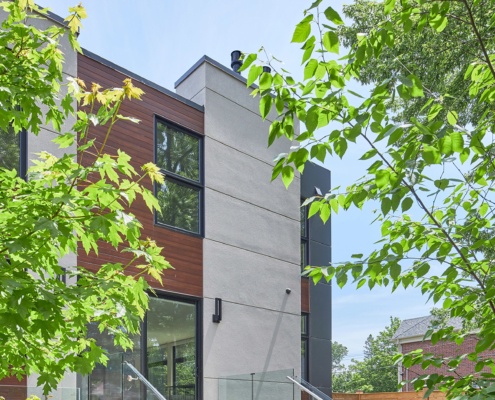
[212,297,222,323]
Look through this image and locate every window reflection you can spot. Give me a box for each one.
[0,126,20,171]
[156,180,200,234]
[83,297,197,400]
[156,121,200,182]
[147,297,196,400]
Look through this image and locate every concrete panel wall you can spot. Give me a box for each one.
[177,58,303,395]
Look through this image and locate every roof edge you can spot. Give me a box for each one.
[81,48,204,113]
[174,55,249,89]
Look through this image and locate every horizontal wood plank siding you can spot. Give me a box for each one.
[77,53,204,297]
[0,376,26,400]
[301,278,310,313]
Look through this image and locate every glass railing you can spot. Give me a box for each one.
[218,369,295,400]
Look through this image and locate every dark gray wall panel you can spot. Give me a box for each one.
[301,162,331,199]
[309,282,331,340]
[308,336,332,395]
[309,241,332,267]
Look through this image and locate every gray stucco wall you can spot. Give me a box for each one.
[177,59,301,400]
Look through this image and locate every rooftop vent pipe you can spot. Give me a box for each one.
[231,50,242,74]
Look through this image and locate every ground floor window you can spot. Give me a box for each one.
[81,295,199,400]
[301,314,309,380]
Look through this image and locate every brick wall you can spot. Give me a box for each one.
[400,334,495,391]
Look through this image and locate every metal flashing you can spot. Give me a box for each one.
[81,48,205,113]
[174,55,250,89]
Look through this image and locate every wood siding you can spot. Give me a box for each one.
[77,53,204,297]
[0,376,27,400]
[332,391,446,400]
[301,278,310,313]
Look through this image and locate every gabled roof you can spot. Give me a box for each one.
[393,315,463,340]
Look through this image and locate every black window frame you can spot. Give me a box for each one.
[154,117,204,237]
[141,291,203,400]
[301,199,310,273]
[301,313,309,380]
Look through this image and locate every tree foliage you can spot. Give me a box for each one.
[332,340,349,374]
[0,1,170,394]
[243,0,495,398]
[333,318,400,393]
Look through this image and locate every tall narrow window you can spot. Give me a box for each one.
[301,313,309,380]
[155,119,203,235]
[0,126,26,176]
[301,201,309,271]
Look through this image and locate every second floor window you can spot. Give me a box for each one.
[155,119,203,235]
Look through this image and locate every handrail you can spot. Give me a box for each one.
[124,361,167,400]
[287,376,332,400]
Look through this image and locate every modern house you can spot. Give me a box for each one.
[394,315,495,392]
[0,8,332,400]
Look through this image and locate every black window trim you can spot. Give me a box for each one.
[153,116,204,237]
[301,312,310,380]
[301,198,310,274]
[142,290,203,400]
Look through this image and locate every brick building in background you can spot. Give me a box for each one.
[394,315,495,391]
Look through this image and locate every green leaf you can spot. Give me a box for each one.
[308,201,321,218]
[259,72,273,90]
[434,179,449,190]
[323,31,339,54]
[439,135,452,154]
[430,13,448,32]
[247,65,262,87]
[320,203,331,223]
[304,59,318,80]
[450,132,464,152]
[401,197,413,212]
[52,133,75,149]
[384,0,396,14]
[422,145,441,164]
[428,103,443,121]
[324,6,344,25]
[416,263,430,278]
[375,169,390,189]
[291,16,313,43]
[447,110,458,126]
[238,53,257,72]
[281,165,294,189]
[408,74,424,97]
[390,264,401,279]
[259,95,272,119]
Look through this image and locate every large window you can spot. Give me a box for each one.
[84,296,199,400]
[155,119,203,235]
[0,126,26,176]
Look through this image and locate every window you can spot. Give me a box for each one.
[155,119,203,235]
[0,126,26,176]
[301,313,309,380]
[83,296,200,400]
[301,201,309,271]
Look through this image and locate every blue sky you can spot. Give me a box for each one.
[38,0,433,363]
